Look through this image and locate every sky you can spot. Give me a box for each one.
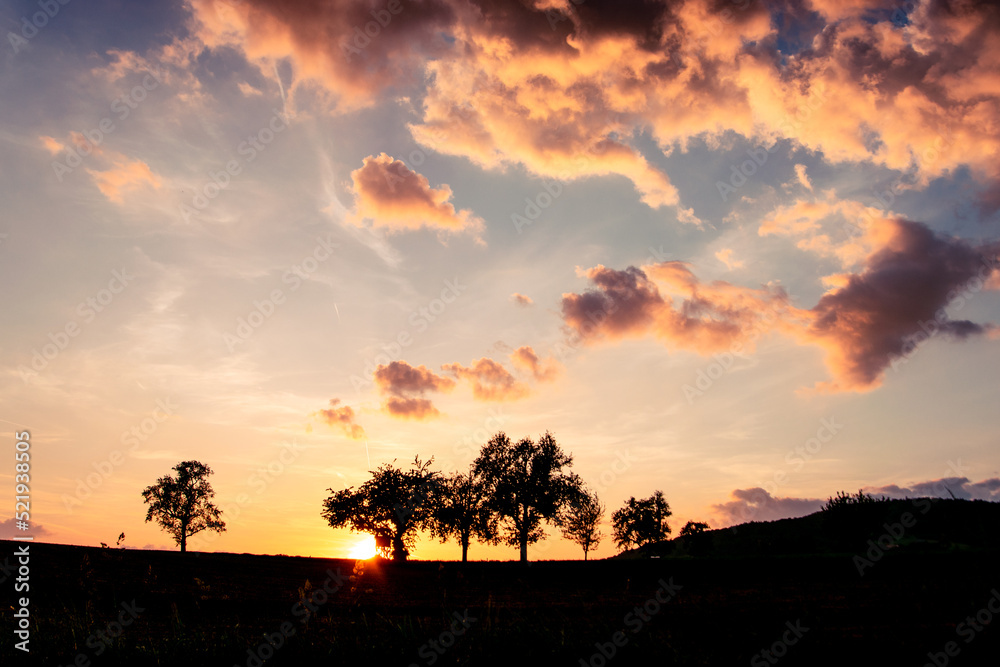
[1,0,999,561]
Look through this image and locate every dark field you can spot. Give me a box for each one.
[3,540,1000,666]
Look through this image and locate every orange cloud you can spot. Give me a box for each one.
[510,293,534,307]
[561,262,802,355]
[347,153,483,237]
[187,0,455,112]
[86,158,162,204]
[182,0,1000,213]
[799,219,999,392]
[442,357,530,402]
[793,164,813,191]
[758,193,895,269]
[714,248,744,271]
[316,399,365,439]
[563,219,999,393]
[373,360,454,420]
[382,396,440,421]
[39,135,64,155]
[509,346,561,383]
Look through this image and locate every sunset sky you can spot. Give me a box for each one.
[2,0,999,561]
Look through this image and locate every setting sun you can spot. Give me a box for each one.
[348,534,376,560]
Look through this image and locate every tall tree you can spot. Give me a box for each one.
[141,460,226,552]
[559,486,604,560]
[611,490,672,551]
[474,431,580,562]
[321,457,439,562]
[429,467,497,562]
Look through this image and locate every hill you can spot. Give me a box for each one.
[619,497,1000,560]
[2,499,999,665]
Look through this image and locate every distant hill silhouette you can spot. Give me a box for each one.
[614,498,1000,559]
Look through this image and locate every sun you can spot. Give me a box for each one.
[348,534,377,559]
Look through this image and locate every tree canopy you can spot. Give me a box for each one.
[141,460,226,552]
[474,431,580,562]
[428,467,498,562]
[679,520,710,537]
[321,456,439,561]
[559,485,604,560]
[611,490,672,551]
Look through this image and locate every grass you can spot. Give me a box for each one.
[3,537,1000,665]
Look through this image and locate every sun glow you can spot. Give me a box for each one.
[348,534,377,559]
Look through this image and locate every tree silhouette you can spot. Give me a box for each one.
[141,460,226,552]
[428,467,498,562]
[321,457,439,562]
[822,489,890,549]
[611,490,672,551]
[679,521,709,537]
[474,431,580,562]
[559,486,604,560]
[822,489,884,511]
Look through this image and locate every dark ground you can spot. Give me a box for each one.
[2,537,1000,666]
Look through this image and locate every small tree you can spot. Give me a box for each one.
[611,490,671,551]
[321,457,439,562]
[474,431,580,562]
[822,489,884,511]
[822,489,890,549]
[141,461,226,552]
[679,521,710,537]
[559,486,604,560]
[429,467,498,562]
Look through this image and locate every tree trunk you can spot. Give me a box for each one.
[520,506,529,562]
[461,540,469,563]
[393,535,407,562]
[180,528,187,553]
